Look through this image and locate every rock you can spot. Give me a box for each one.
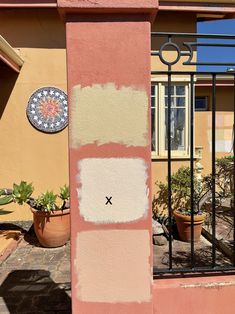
[153,235,168,246]
[152,219,164,235]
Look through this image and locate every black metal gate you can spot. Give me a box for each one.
[151,32,235,274]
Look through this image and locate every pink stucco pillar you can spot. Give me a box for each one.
[58,1,157,313]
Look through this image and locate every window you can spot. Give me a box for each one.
[151,82,190,157]
[195,96,208,111]
[151,85,157,151]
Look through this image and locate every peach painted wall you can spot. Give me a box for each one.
[153,275,235,314]
[66,14,153,314]
[0,9,68,221]
[160,0,235,3]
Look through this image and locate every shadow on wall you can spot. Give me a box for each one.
[0,9,66,49]
[0,270,71,313]
[0,62,18,119]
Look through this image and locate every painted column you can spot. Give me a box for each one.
[58,1,157,313]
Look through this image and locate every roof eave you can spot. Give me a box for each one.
[0,36,24,72]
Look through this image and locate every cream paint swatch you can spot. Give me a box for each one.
[207,113,233,128]
[70,83,148,147]
[75,230,151,303]
[207,129,233,141]
[207,129,233,152]
[209,140,232,153]
[77,158,148,223]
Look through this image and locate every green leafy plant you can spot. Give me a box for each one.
[215,156,233,200]
[154,166,211,216]
[12,181,34,205]
[34,185,70,212]
[59,184,70,210]
[0,182,70,212]
[0,194,13,206]
[59,184,69,200]
[154,159,234,219]
[0,181,34,206]
[35,191,57,212]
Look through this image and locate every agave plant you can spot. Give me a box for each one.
[0,182,70,212]
[0,181,34,206]
[35,191,57,212]
[59,184,70,210]
[33,185,70,212]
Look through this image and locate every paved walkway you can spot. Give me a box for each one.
[0,223,71,314]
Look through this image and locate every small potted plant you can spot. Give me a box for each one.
[0,182,70,248]
[155,167,211,242]
[31,185,70,248]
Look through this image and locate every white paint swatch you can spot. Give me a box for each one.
[77,158,149,223]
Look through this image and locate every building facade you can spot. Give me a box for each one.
[0,1,235,313]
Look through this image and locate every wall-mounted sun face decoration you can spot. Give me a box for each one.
[26,87,68,133]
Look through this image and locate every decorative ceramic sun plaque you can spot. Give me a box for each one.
[27,87,68,133]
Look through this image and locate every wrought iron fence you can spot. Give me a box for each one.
[151,32,235,275]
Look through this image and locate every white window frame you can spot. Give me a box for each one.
[151,77,192,158]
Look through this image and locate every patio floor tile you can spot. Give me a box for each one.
[0,231,71,314]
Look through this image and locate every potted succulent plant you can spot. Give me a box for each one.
[155,167,211,242]
[0,182,70,248]
[31,185,70,248]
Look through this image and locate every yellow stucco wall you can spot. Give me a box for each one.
[0,9,233,219]
[0,9,68,221]
[151,12,197,72]
[195,86,234,171]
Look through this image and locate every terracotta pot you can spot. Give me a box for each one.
[174,210,206,242]
[31,208,70,248]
